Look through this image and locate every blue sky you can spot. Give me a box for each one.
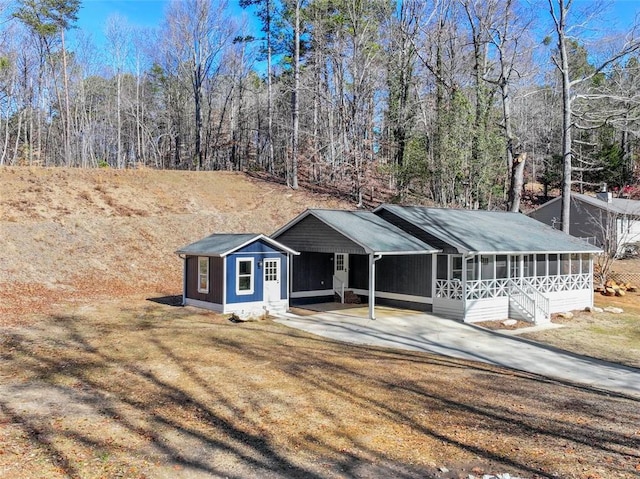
[74,0,639,49]
[74,0,248,48]
[77,0,167,34]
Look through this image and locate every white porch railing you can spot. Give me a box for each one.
[435,273,592,302]
[466,279,511,300]
[524,273,591,292]
[507,278,550,323]
[435,279,463,300]
[435,274,590,322]
[333,275,345,303]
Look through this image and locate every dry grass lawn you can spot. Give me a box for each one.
[522,277,640,369]
[2,167,640,478]
[1,298,639,479]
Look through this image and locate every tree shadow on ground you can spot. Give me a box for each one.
[1,302,639,479]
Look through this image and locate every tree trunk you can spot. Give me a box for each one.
[508,152,526,212]
[290,0,300,189]
[558,8,572,234]
[266,0,274,174]
[61,30,72,166]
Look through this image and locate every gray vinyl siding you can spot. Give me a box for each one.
[375,208,458,254]
[274,215,366,254]
[349,255,369,289]
[379,254,433,296]
[348,254,432,297]
[291,252,333,292]
[185,255,223,304]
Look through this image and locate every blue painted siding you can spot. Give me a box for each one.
[225,240,288,304]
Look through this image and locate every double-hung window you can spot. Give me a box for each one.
[198,257,209,293]
[237,258,254,295]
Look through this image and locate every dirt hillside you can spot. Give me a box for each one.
[0,167,351,325]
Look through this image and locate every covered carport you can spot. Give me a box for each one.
[271,209,440,320]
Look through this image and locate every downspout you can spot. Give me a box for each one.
[287,252,292,311]
[179,254,187,306]
[222,256,227,312]
[369,253,383,320]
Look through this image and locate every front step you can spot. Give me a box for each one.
[335,290,361,304]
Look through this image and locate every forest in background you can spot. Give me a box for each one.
[0,0,639,213]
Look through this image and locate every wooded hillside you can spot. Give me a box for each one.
[0,0,638,211]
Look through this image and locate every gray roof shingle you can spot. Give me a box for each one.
[378,204,601,254]
[572,193,640,216]
[282,209,440,254]
[176,233,298,256]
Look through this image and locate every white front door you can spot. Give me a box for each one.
[334,253,349,287]
[263,258,281,303]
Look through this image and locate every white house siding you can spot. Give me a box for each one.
[617,217,640,250]
[547,289,593,312]
[185,297,289,318]
[460,289,592,323]
[463,297,510,323]
[433,298,464,320]
[629,220,640,243]
[185,298,223,312]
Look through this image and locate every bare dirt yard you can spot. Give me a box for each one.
[1,167,640,478]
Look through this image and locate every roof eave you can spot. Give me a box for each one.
[175,250,223,257]
[466,249,602,255]
[176,233,300,257]
[374,249,441,256]
[219,234,300,257]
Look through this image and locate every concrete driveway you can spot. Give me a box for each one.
[275,305,640,398]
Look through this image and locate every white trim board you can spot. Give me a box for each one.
[185,298,223,312]
[350,289,433,305]
[291,289,334,298]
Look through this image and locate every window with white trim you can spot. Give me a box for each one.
[198,257,209,293]
[451,255,463,280]
[510,255,520,278]
[236,258,254,294]
[264,259,278,281]
[466,256,478,281]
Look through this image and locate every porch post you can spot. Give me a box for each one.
[369,254,382,320]
[462,254,468,318]
[286,252,292,309]
[369,253,376,320]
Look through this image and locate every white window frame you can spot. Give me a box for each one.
[236,257,254,295]
[264,258,279,282]
[451,255,463,281]
[197,257,209,293]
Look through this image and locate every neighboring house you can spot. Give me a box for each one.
[272,206,601,324]
[176,234,299,318]
[529,192,640,256]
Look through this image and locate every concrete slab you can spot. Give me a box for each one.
[275,306,640,398]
